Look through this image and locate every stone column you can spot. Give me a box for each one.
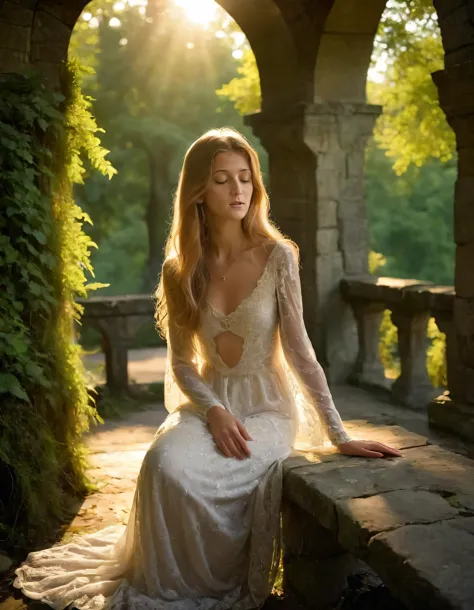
[430,62,474,440]
[248,102,380,384]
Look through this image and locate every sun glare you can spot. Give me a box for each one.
[174,0,217,26]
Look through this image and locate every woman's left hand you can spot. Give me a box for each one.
[337,439,403,458]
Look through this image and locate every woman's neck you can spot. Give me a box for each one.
[206,221,252,259]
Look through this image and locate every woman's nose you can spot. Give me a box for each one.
[230,179,243,195]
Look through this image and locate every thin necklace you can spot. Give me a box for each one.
[213,245,250,282]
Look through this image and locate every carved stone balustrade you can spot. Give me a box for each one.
[341,276,454,410]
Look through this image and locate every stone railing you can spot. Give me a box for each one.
[340,276,454,411]
[77,295,158,394]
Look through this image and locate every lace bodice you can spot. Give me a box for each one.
[163,240,352,448]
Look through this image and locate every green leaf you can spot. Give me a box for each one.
[32,230,47,245]
[37,118,48,131]
[0,373,30,402]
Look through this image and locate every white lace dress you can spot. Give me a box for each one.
[13,240,352,610]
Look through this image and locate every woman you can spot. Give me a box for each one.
[14,128,401,610]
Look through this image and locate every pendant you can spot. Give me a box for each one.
[221,276,226,282]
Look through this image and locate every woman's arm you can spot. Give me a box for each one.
[162,261,226,414]
[162,261,253,459]
[275,243,402,458]
[275,243,352,446]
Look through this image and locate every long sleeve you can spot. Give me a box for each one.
[162,262,226,415]
[275,243,352,446]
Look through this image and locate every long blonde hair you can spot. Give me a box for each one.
[154,127,296,343]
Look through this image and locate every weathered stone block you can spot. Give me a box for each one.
[0,22,29,51]
[316,151,345,172]
[316,198,338,228]
[339,219,368,255]
[345,151,365,178]
[38,0,85,28]
[343,248,369,275]
[305,114,340,154]
[367,520,474,610]
[315,227,339,254]
[458,147,474,176]
[31,42,67,64]
[341,177,365,203]
[337,490,459,553]
[32,9,72,46]
[455,245,474,298]
[0,1,34,27]
[316,168,340,200]
[0,48,28,73]
[437,4,474,55]
[454,296,474,367]
[449,114,474,148]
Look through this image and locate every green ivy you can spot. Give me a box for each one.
[0,59,115,544]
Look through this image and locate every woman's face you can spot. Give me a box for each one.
[202,151,254,221]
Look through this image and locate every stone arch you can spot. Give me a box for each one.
[216,0,303,111]
[314,0,387,102]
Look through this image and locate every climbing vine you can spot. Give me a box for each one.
[0,59,115,544]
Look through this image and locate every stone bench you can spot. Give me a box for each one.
[282,424,474,609]
[77,295,158,394]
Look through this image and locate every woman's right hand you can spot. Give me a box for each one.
[207,406,253,459]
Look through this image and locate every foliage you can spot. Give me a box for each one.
[427,318,447,388]
[370,37,455,174]
[216,48,261,115]
[366,143,456,285]
[70,0,264,294]
[0,60,113,543]
[369,0,455,173]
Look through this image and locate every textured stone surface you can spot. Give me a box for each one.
[337,490,459,552]
[0,23,29,51]
[368,519,474,610]
[284,443,474,531]
[0,2,34,27]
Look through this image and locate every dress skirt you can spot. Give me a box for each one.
[14,408,295,610]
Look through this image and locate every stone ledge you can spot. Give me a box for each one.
[78,294,155,318]
[367,519,474,610]
[282,426,474,609]
[340,275,454,312]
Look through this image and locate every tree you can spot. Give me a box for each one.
[369,1,455,174]
[70,0,255,292]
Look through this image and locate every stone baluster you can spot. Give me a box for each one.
[347,298,388,390]
[390,293,437,409]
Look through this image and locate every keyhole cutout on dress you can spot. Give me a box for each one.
[214,330,245,368]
